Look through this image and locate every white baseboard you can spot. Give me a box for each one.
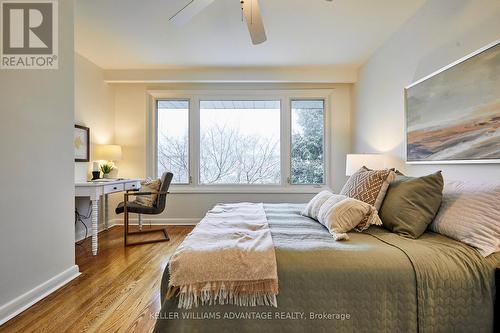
[0,265,80,326]
[75,219,199,243]
[75,218,199,242]
[109,217,200,226]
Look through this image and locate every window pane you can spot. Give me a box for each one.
[291,100,325,184]
[199,100,281,184]
[157,100,189,184]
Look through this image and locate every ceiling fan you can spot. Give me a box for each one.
[169,0,267,45]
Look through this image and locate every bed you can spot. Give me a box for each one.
[154,203,499,333]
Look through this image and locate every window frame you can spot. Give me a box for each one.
[198,98,283,186]
[289,98,327,186]
[147,89,333,194]
[155,98,192,185]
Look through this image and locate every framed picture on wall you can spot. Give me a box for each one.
[74,125,90,162]
[405,40,500,164]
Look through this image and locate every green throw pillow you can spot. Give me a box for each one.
[379,171,443,239]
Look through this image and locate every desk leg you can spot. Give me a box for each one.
[91,198,99,255]
[104,194,109,229]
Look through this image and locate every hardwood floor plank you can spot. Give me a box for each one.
[0,226,192,333]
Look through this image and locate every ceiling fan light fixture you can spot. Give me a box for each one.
[169,0,216,26]
[170,0,267,45]
[240,0,267,45]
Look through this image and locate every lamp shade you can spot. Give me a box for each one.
[94,144,122,161]
[346,154,387,176]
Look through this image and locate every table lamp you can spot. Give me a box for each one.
[345,154,388,176]
[93,144,122,179]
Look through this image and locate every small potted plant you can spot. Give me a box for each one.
[100,163,114,179]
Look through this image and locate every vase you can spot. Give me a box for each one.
[103,173,111,179]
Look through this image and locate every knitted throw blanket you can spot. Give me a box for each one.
[166,203,279,309]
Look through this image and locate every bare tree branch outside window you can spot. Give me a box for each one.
[157,99,324,185]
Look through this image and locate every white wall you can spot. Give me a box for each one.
[74,53,115,182]
[109,83,352,225]
[0,0,78,324]
[74,54,115,240]
[353,0,500,182]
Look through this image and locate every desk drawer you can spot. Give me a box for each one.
[125,181,140,191]
[104,183,124,194]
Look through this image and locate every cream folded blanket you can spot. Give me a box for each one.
[166,202,279,309]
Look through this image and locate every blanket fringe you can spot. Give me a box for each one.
[167,281,278,309]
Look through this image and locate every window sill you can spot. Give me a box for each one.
[168,186,329,194]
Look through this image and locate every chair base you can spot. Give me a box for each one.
[124,227,170,246]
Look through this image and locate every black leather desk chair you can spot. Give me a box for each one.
[115,172,173,246]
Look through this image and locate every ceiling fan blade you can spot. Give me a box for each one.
[169,0,215,26]
[240,0,267,45]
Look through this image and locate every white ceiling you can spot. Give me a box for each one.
[75,0,425,69]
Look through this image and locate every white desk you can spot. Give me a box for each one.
[75,179,141,255]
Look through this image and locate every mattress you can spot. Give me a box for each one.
[154,203,499,333]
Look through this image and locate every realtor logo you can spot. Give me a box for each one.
[1,0,58,69]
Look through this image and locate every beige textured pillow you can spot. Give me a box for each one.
[317,194,382,241]
[134,178,161,207]
[301,190,334,220]
[429,181,500,257]
[340,167,396,210]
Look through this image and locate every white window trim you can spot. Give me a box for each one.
[147,89,334,194]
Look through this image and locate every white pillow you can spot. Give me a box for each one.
[317,194,382,241]
[429,181,500,257]
[134,178,161,207]
[301,190,334,220]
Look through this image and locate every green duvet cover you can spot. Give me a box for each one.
[154,204,499,333]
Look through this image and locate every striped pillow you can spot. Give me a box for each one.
[429,181,500,257]
[301,190,334,220]
[317,194,382,241]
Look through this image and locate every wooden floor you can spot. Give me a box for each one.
[0,225,193,333]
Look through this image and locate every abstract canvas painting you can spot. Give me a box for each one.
[405,42,500,163]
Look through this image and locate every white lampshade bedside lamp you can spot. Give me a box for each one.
[345,154,388,176]
[93,144,123,179]
[95,144,122,161]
